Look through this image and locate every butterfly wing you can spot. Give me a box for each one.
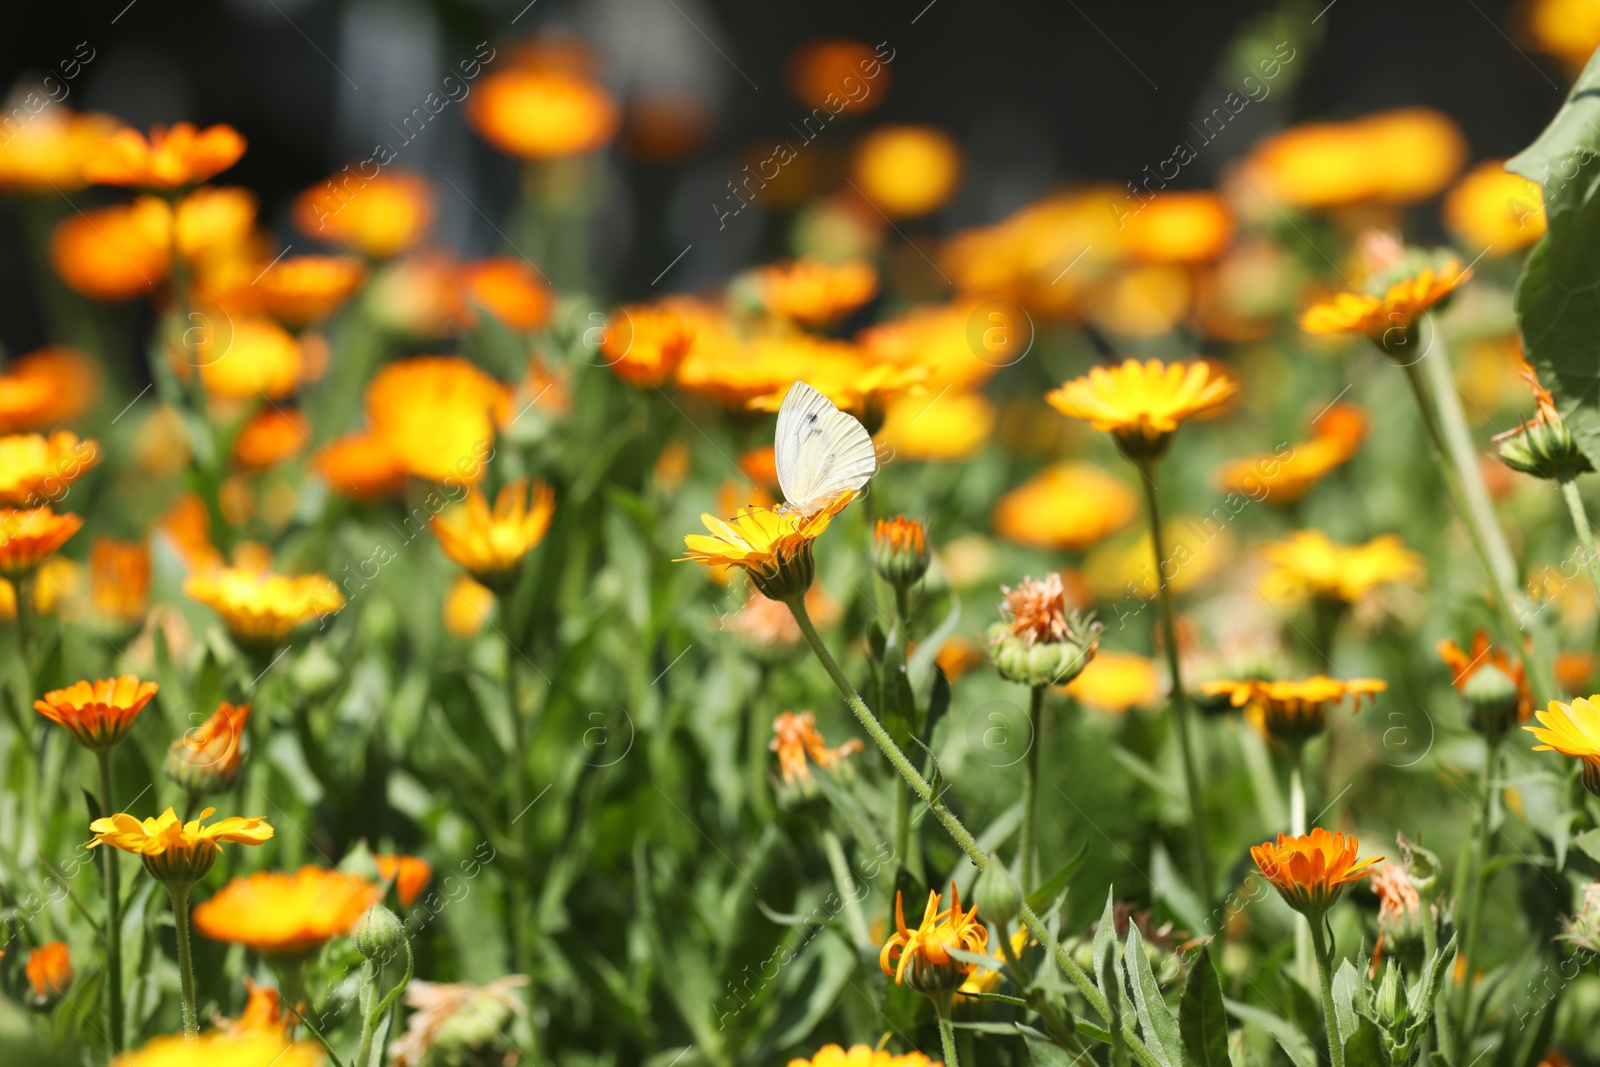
[774,381,878,515]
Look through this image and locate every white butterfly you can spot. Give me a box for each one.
[774,381,877,517]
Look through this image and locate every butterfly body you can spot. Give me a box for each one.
[774,381,877,517]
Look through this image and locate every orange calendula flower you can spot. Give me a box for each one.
[184,568,345,652]
[1046,358,1238,459]
[1300,259,1472,351]
[770,711,863,785]
[313,432,407,500]
[1062,651,1161,713]
[366,357,508,485]
[1251,829,1381,916]
[1260,530,1424,605]
[157,493,224,574]
[443,574,496,638]
[90,805,273,887]
[992,462,1139,550]
[879,883,989,994]
[232,407,310,471]
[113,1032,324,1067]
[26,941,71,1003]
[0,431,99,506]
[788,39,888,113]
[194,866,381,958]
[1555,652,1597,695]
[1216,405,1367,504]
[1202,676,1385,746]
[90,536,152,625]
[787,1045,937,1067]
[86,122,246,188]
[5,346,99,429]
[0,109,121,193]
[1526,696,1600,796]
[679,492,854,602]
[0,506,83,576]
[601,301,699,386]
[1122,191,1234,264]
[256,255,368,327]
[468,66,619,159]
[1439,632,1533,724]
[376,854,433,910]
[852,125,961,218]
[432,479,556,590]
[1245,109,1465,210]
[458,258,552,331]
[165,702,252,795]
[50,196,172,300]
[756,259,878,326]
[294,171,435,259]
[189,317,304,401]
[996,573,1077,646]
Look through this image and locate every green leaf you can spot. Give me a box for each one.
[1223,999,1317,1067]
[1511,50,1600,469]
[1092,888,1118,989]
[1151,844,1209,939]
[1331,959,1366,1048]
[1342,1014,1392,1067]
[1179,949,1230,1067]
[1020,1022,1090,1066]
[1572,826,1600,863]
[1025,842,1090,917]
[1124,923,1183,1067]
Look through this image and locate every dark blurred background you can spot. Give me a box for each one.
[0,0,1566,357]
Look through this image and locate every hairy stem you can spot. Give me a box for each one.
[1559,478,1600,612]
[934,993,961,1067]
[1310,916,1344,1067]
[1021,685,1044,893]
[168,882,198,1037]
[96,749,124,1049]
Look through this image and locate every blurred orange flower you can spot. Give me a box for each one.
[1122,192,1233,264]
[25,942,71,1003]
[256,255,368,326]
[194,867,379,958]
[0,506,82,576]
[992,462,1138,550]
[788,40,889,112]
[1245,109,1465,210]
[184,568,344,651]
[459,258,552,331]
[232,407,309,471]
[468,67,619,159]
[314,432,407,500]
[0,109,121,192]
[1438,631,1533,722]
[851,126,961,217]
[1443,161,1546,253]
[770,710,862,784]
[5,346,100,429]
[86,122,246,188]
[157,493,224,574]
[1301,260,1472,345]
[50,196,172,300]
[90,536,152,625]
[376,854,433,910]
[601,300,702,386]
[165,702,251,794]
[191,318,303,401]
[35,675,158,752]
[0,431,98,506]
[366,357,508,484]
[1216,404,1367,503]
[294,171,434,259]
[757,258,878,325]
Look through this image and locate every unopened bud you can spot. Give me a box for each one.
[351,903,406,965]
[974,859,1022,927]
[1462,663,1519,739]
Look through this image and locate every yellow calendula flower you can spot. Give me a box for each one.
[880,883,989,995]
[1062,651,1161,713]
[1251,829,1381,917]
[255,255,368,327]
[113,1033,323,1067]
[432,479,556,591]
[0,431,99,506]
[1202,676,1385,746]
[184,568,344,653]
[876,391,996,463]
[852,125,962,218]
[0,109,121,193]
[680,492,854,602]
[1245,109,1465,210]
[1299,259,1472,352]
[35,675,159,753]
[443,575,496,638]
[191,317,303,401]
[787,1045,938,1067]
[294,171,435,260]
[90,806,272,888]
[991,463,1139,551]
[1122,191,1233,265]
[756,258,878,326]
[468,66,619,159]
[1260,529,1424,605]
[1526,696,1600,795]
[1443,161,1545,254]
[366,356,508,485]
[1046,358,1238,459]
[0,506,82,577]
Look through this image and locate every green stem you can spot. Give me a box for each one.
[95,749,124,1050]
[167,882,198,1037]
[999,927,1084,1053]
[821,828,871,948]
[1021,685,1044,893]
[1558,478,1600,612]
[1309,915,1344,1067]
[1288,747,1311,987]
[502,611,528,974]
[1137,460,1214,906]
[786,596,1162,1067]
[1405,345,1554,703]
[1455,740,1498,1053]
[934,993,961,1067]
[354,962,380,1067]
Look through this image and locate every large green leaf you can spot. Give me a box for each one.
[1179,949,1230,1067]
[1342,1014,1393,1067]
[1124,924,1184,1067]
[1511,49,1600,468]
[1224,999,1318,1067]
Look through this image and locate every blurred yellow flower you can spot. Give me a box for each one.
[1528,695,1600,794]
[943,188,1125,317]
[1522,0,1600,72]
[1047,358,1237,458]
[1202,676,1385,745]
[232,407,309,471]
[876,390,995,462]
[173,186,257,260]
[1085,265,1192,338]
[90,536,152,625]
[469,66,619,159]
[294,171,434,259]
[0,506,82,576]
[991,462,1138,550]
[184,568,344,651]
[255,255,368,327]
[113,1033,323,1067]
[34,675,158,752]
[86,122,246,189]
[1216,404,1366,503]
[1062,651,1160,712]
[50,196,172,300]
[192,318,303,401]
[1122,192,1233,264]
[367,357,508,484]
[195,866,380,958]
[1443,161,1546,253]
[786,1045,935,1067]
[1245,109,1465,210]
[443,574,496,638]
[757,258,878,325]
[1085,518,1233,600]
[1260,530,1423,604]
[851,125,962,217]
[0,430,98,506]
[1300,260,1472,347]
[0,109,120,192]
[857,302,1006,393]
[432,479,556,589]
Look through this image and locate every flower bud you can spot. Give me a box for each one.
[1498,417,1592,482]
[988,622,1099,688]
[351,903,407,965]
[1461,662,1520,740]
[1397,833,1440,895]
[974,859,1022,927]
[873,516,930,590]
[1375,959,1406,1027]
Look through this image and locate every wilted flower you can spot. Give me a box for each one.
[988,574,1101,688]
[90,806,273,888]
[35,675,158,752]
[1202,676,1386,747]
[432,479,556,591]
[86,122,246,188]
[376,854,433,910]
[770,711,862,786]
[1526,696,1600,796]
[1369,862,1425,948]
[194,867,380,959]
[25,941,71,1003]
[1046,358,1238,460]
[1556,882,1600,955]
[389,975,530,1067]
[164,703,251,795]
[1251,829,1381,917]
[852,125,961,218]
[880,883,989,995]
[183,568,345,653]
[991,463,1138,550]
